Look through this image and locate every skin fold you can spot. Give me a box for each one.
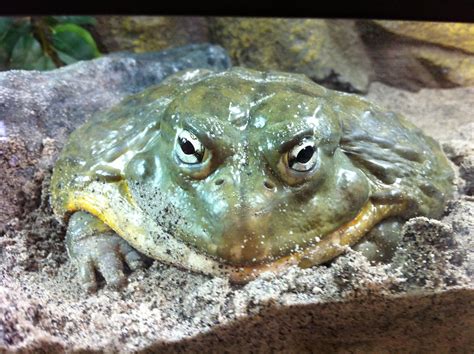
[51,68,454,290]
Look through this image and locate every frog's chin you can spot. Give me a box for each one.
[66,181,404,283]
[183,199,405,283]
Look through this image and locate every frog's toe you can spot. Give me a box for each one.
[353,240,384,263]
[78,259,98,293]
[354,218,403,263]
[124,249,146,271]
[95,251,128,289]
[66,211,146,291]
[119,240,147,271]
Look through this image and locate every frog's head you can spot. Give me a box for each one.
[125,68,371,266]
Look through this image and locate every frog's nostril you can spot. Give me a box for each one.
[215,179,225,186]
[263,180,275,190]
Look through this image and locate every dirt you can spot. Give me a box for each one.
[0,82,473,353]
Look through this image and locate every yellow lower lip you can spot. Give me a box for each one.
[64,181,405,283]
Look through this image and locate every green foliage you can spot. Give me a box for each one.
[52,23,100,64]
[10,33,56,70]
[50,16,97,26]
[0,16,100,71]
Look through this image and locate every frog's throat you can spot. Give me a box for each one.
[64,181,405,283]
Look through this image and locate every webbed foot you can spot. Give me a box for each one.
[66,211,148,292]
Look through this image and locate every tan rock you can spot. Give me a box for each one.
[376,21,474,54]
[358,20,474,90]
[410,46,474,86]
[208,18,373,92]
[94,16,209,53]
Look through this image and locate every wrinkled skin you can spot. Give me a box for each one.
[51,68,454,290]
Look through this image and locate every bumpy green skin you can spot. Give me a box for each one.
[51,67,453,279]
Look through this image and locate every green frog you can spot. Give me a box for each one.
[51,67,454,291]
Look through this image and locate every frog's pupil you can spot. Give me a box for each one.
[296,146,314,163]
[180,138,195,155]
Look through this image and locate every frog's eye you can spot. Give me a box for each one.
[288,138,317,172]
[176,130,205,164]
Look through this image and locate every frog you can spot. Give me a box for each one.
[51,67,454,291]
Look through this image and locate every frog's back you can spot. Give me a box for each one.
[50,68,323,218]
[51,67,453,221]
[50,79,176,218]
[331,92,453,218]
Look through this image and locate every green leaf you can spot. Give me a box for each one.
[0,18,30,68]
[56,50,78,65]
[51,16,96,26]
[9,33,55,70]
[0,17,15,40]
[0,21,31,52]
[0,48,9,69]
[52,23,100,62]
[33,54,57,70]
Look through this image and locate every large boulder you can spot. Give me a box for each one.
[358,20,474,90]
[208,18,373,93]
[375,21,474,54]
[94,16,210,53]
[88,17,474,93]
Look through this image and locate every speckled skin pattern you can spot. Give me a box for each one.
[51,67,453,290]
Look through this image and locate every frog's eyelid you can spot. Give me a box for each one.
[278,129,315,154]
[180,123,216,150]
[180,122,238,156]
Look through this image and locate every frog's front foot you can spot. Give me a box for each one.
[66,211,148,292]
[353,218,403,263]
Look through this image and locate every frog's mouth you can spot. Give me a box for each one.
[216,200,403,282]
[66,181,404,283]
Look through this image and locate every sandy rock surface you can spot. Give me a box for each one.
[0,59,473,352]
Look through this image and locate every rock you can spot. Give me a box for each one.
[443,198,474,278]
[0,137,56,232]
[375,21,474,54]
[366,83,474,142]
[358,20,474,90]
[0,43,230,145]
[0,44,231,226]
[393,217,467,289]
[90,18,474,92]
[208,18,373,93]
[94,16,210,53]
